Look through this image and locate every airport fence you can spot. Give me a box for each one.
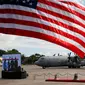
[32,73,85,80]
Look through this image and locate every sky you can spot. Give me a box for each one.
[0,0,85,57]
[0,33,71,56]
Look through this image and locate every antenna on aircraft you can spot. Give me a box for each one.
[68,52,71,57]
[58,53,60,56]
[67,52,71,62]
[53,54,56,56]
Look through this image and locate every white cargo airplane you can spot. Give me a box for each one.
[35,53,85,69]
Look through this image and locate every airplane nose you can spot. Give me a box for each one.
[34,61,38,65]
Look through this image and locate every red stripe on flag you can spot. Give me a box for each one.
[37,7,85,30]
[0,18,85,48]
[37,7,85,37]
[0,28,84,58]
[0,9,85,38]
[38,0,85,20]
[60,1,85,11]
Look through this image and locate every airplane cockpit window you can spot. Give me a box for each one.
[41,58,44,59]
[38,57,44,61]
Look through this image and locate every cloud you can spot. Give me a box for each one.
[0,33,71,56]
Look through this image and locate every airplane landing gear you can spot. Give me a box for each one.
[42,67,46,69]
[68,65,80,68]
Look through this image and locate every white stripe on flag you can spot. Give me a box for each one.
[0,13,85,43]
[0,23,85,52]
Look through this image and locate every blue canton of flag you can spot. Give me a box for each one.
[0,0,38,9]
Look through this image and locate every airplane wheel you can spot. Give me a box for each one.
[68,66,71,68]
[77,66,80,68]
[42,67,46,69]
[72,66,76,68]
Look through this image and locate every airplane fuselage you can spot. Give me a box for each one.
[35,56,85,69]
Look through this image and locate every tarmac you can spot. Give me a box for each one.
[1,65,85,85]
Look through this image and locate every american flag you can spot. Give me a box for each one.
[0,0,85,58]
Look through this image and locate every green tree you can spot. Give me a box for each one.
[0,49,6,56]
[30,55,36,64]
[6,49,21,54]
[21,54,25,64]
[29,53,45,64]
